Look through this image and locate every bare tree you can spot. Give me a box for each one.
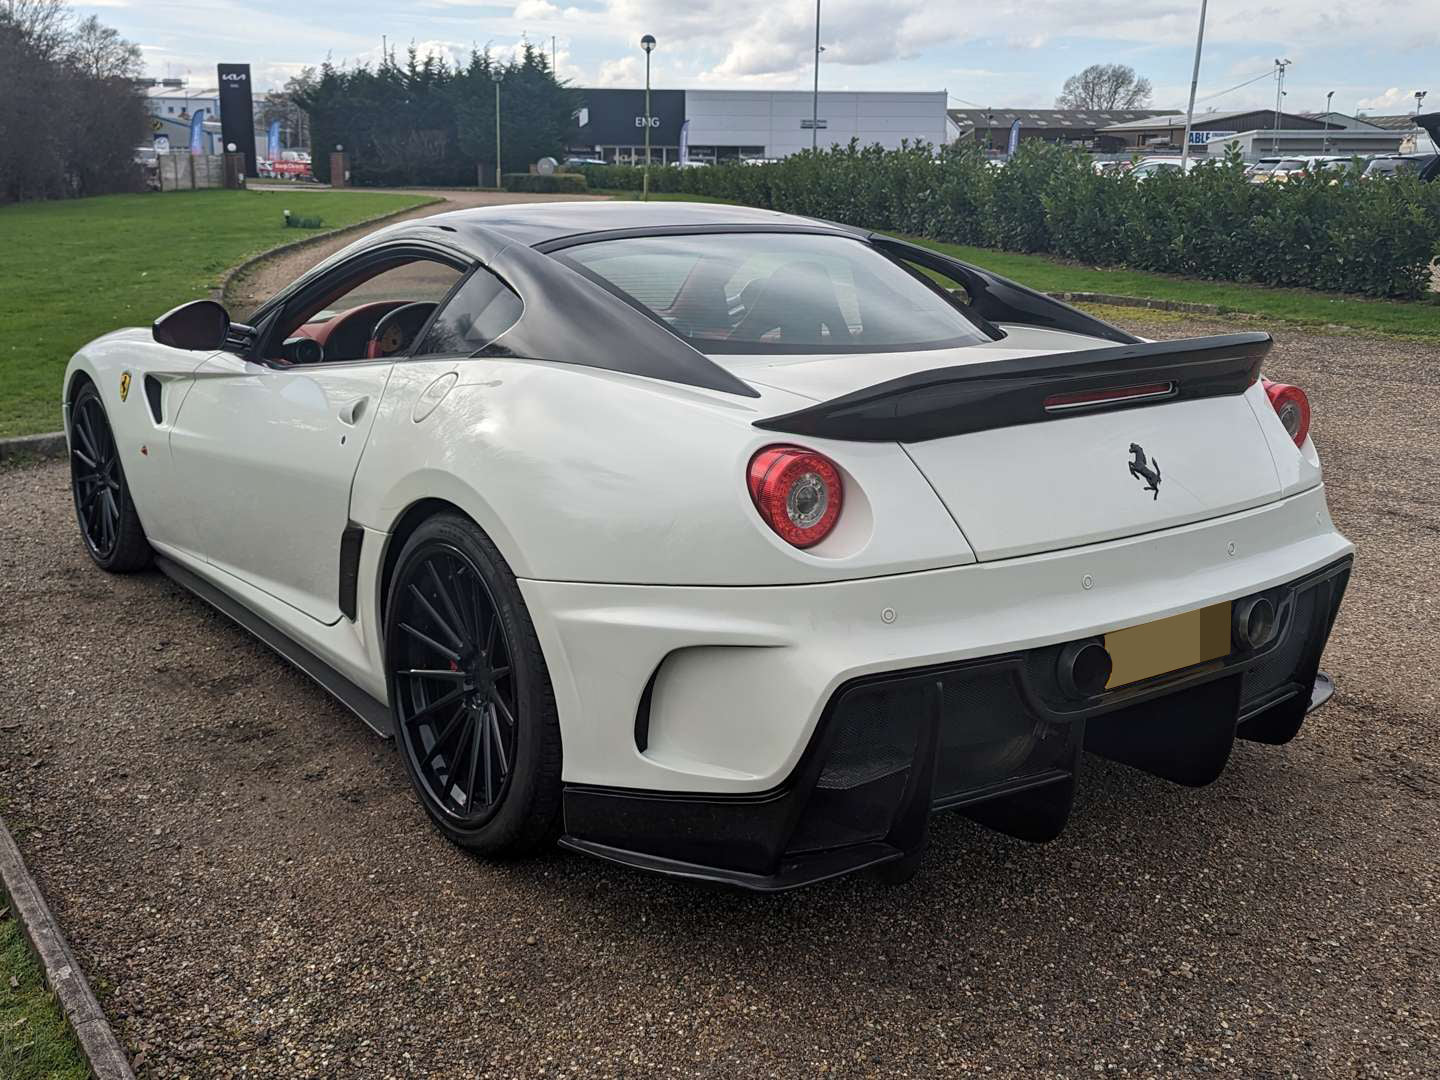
[66,14,140,79]
[1055,64,1153,110]
[0,0,146,201]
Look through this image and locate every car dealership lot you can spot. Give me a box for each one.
[2,314,1437,1077]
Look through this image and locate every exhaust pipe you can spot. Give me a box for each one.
[1233,596,1277,651]
[1057,640,1113,699]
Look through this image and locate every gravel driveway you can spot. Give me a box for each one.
[2,314,1437,1078]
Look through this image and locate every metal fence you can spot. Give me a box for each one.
[156,154,227,191]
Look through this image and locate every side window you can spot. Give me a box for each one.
[269,256,464,364]
[414,267,524,357]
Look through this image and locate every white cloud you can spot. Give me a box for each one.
[352,39,469,69]
[98,0,1440,105]
[1356,86,1423,111]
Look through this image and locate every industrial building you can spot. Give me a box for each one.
[568,88,949,163]
[946,108,1171,151]
[1094,109,1400,157]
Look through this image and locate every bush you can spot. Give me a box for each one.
[502,172,588,193]
[575,140,1440,300]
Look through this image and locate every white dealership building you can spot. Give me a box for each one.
[568,88,950,164]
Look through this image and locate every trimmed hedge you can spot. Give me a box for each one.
[502,172,587,193]
[578,143,1440,299]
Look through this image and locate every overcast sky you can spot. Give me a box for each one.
[81,0,1433,116]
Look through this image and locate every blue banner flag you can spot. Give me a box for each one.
[1006,118,1022,156]
[267,120,281,160]
[189,108,206,155]
[678,119,690,166]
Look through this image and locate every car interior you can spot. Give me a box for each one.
[268,257,464,365]
[561,234,989,354]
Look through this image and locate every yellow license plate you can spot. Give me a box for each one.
[1104,602,1232,689]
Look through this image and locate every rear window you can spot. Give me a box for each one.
[557,232,992,354]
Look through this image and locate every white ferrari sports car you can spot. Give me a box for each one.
[64,201,1352,889]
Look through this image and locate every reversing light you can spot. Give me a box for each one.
[1262,379,1311,447]
[747,445,843,549]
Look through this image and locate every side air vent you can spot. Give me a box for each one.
[143,374,164,424]
[338,525,364,620]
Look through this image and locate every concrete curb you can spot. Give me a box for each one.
[1047,290,1221,315]
[213,196,446,308]
[0,431,66,464]
[0,816,136,1079]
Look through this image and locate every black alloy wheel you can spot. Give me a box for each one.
[386,515,561,855]
[69,382,151,572]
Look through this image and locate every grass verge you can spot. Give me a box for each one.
[0,188,434,438]
[0,913,88,1080]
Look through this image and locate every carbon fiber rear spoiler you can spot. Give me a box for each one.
[754,332,1272,443]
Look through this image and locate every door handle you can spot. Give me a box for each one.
[338,396,369,425]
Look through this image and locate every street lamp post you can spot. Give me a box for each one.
[1417,90,1430,116]
[811,0,821,151]
[641,34,656,200]
[1272,58,1291,153]
[1179,0,1209,175]
[492,68,503,189]
[1324,90,1334,152]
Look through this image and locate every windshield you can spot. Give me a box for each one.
[557,232,993,354]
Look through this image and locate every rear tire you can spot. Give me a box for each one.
[385,513,562,856]
[68,381,151,573]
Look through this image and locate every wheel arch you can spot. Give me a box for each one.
[65,366,96,404]
[377,496,472,627]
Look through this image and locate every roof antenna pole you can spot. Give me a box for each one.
[1180,0,1208,174]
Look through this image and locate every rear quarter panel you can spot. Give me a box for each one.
[348,356,976,587]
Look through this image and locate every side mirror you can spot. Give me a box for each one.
[153,299,230,350]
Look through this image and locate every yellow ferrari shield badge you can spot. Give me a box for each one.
[119,371,131,402]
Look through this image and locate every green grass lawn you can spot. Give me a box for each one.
[0,916,89,1080]
[0,189,434,438]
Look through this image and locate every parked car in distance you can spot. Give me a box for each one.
[1253,158,1309,183]
[1362,155,1435,180]
[563,156,607,168]
[1128,157,1216,180]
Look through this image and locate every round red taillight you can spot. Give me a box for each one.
[1263,379,1311,447]
[747,445,843,549]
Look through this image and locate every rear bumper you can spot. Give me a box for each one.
[559,555,1352,890]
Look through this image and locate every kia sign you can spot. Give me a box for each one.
[217,63,258,175]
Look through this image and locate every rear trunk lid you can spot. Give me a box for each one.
[744,329,1286,562]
